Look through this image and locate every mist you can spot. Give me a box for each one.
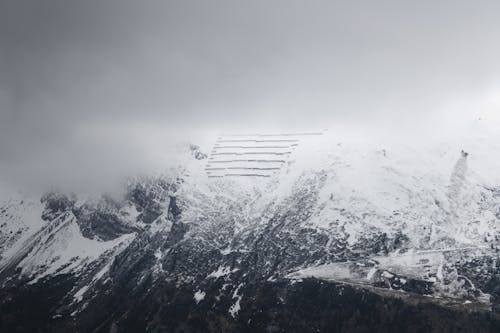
[1,0,500,194]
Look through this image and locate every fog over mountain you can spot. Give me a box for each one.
[2,0,500,189]
[2,1,500,332]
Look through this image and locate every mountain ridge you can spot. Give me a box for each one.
[2,126,500,331]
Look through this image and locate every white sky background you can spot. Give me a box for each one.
[1,0,500,194]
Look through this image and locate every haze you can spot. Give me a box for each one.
[1,0,500,194]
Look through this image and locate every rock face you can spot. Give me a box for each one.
[2,133,500,332]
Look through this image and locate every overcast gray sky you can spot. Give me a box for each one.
[1,0,500,192]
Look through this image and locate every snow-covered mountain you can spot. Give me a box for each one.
[2,123,500,332]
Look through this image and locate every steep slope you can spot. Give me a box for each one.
[2,125,500,332]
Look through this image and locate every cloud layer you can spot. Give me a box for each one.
[1,0,500,191]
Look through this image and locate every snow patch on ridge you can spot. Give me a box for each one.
[18,215,135,283]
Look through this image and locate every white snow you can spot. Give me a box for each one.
[92,262,112,282]
[0,196,45,263]
[229,299,241,318]
[367,267,377,280]
[207,265,238,279]
[74,285,89,302]
[120,203,140,222]
[229,283,244,318]
[154,248,163,260]
[436,263,444,281]
[372,251,446,281]
[17,215,135,283]
[193,290,206,304]
[288,262,359,282]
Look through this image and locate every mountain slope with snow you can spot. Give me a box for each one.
[2,123,500,332]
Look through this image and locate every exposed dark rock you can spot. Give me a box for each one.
[190,144,208,160]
